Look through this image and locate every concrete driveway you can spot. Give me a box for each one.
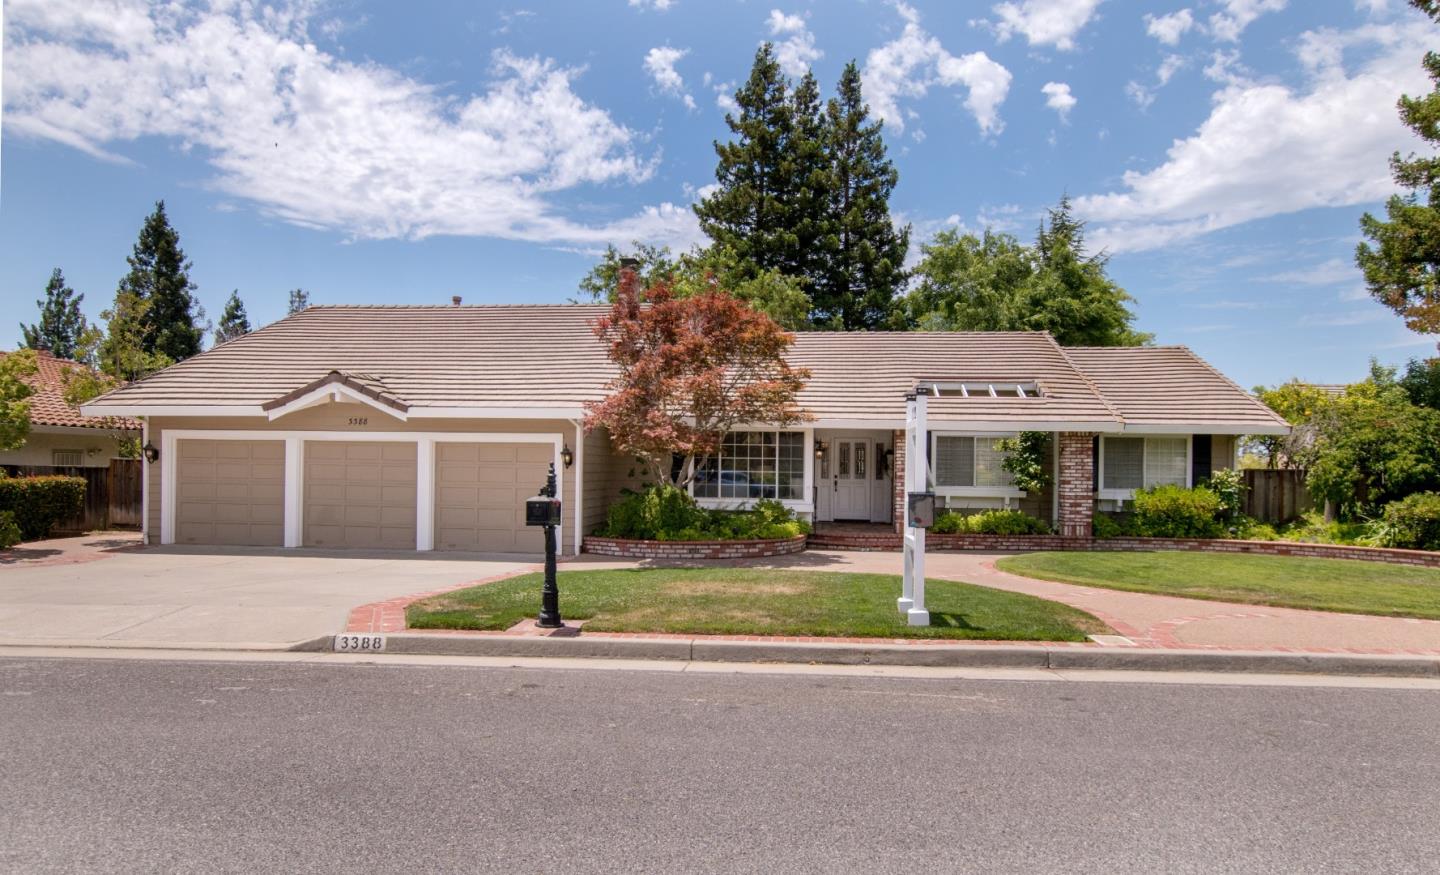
[0,534,536,648]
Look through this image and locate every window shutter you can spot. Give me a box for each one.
[1191,434,1212,485]
[1091,435,1100,492]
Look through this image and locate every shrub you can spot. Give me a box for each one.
[1091,513,1130,539]
[0,510,20,549]
[1203,468,1247,523]
[1232,516,1280,541]
[600,485,809,541]
[0,475,86,541]
[1130,484,1224,539]
[929,509,1048,535]
[1369,492,1440,551]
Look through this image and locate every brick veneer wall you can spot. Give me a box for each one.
[583,535,808,560]
[1057,432,1097,537]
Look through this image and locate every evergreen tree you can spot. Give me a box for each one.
[215,290,251,344]
[94,289,173,382]
[1356,0,1440,339]
[288,288,311,314]
[786,71,833,302]
[20,268,87,359]
[694,44,798,278]
[117,201,204,361]
[815,61,909,329]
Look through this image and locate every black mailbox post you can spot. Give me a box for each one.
[526,463,564,628]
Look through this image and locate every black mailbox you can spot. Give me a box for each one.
[526,495,563,527]
[907,491,936,529]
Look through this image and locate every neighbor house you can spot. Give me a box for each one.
[0,350,140,472]
[81,304,1288,555]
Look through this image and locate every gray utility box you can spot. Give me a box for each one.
[907,491,936,529]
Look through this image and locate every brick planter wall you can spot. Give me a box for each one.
[582,535,808,561]
[804,531,1440,568]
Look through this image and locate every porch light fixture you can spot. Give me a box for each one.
[142,441,160,464]
[814,439,828,459]
[561,443,574,469]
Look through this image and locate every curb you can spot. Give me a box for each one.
[355,634,1440,678]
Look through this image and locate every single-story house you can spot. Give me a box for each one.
[81,304,1288,555]
[1,350,140,471]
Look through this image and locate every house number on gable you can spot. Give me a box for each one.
[348,417,368,426]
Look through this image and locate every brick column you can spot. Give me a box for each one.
[1057,432,1096,538]
[892,429,906,533]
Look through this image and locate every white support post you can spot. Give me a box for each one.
[416,437,435,551]
[283,437,303,548]
[907,389,930,626]
[900,394,916,615]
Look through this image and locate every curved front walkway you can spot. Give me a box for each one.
[565,550,1440,655]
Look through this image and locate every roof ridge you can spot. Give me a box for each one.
[1053,340,1125,424]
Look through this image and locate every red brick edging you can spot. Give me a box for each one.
[581,534,807,560]
[806,533,1440,568]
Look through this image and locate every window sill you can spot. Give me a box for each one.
[935,486,1026,499]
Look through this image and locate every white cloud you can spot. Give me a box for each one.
[1125,81,1155,108]
[766,10,822,77]
[1076,22,1433,252]
[628,0,675,11]
[644,46,695,110]
[990,0,1105,51]
[1263,257,1361,286]
[1145,9,1194,45]
[1208,0,1286,43]
[1041,81,1076,120]
[3,0,702,248]
[1127,54,1186,108]
[712,80,740,115]
[1157,54,1186,85]
[863,2,1012,135]
[1301,308,1390,326]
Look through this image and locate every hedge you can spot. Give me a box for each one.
[0,475,86,541]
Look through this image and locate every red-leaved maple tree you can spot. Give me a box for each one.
[585,268,810,486]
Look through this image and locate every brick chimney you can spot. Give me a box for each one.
[451,295,462,306]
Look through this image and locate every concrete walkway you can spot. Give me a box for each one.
[0,534,536,648]
[560,550,1440,655]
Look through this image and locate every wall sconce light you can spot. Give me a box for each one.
[814,439,828,459]
[561,443,574,469]
[142,441,160,464]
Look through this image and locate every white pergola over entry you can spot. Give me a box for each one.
[900,388,930,626]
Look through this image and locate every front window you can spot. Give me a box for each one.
[693,431,805,500]
[933,435,1015,489]
[1103,436,1188,491]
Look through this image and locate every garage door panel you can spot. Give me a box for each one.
[175,439,285,547]
[304,440,417,549]
[434,441,550,553]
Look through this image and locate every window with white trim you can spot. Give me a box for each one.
[52,449,84,467]
[929,382,1042,398]
[1101,436,1189,492]
[692,431,805,500]
[933,436,1015,489]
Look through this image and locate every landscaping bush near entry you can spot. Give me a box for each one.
[931,509,1051,535]
[0,510,20,549]
[599,483,810,541]
[0,475,85,541]
[1130,484,1224,538]
[1370,492,1440,551]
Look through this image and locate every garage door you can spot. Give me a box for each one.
[175,439,285,546]
[303,441,417,549]
[435,442,551,552]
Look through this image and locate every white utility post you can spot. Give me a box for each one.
[901,388,930,625]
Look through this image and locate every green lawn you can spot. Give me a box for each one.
[996,551,1440,620]
[407,568,1111,642]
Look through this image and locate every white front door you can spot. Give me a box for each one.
[831,436,871,520]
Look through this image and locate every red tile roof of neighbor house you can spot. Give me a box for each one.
[82,305,1289,433]
[1,350,141,431]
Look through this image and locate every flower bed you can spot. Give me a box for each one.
[582,534,808,561]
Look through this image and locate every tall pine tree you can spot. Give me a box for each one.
[816,61,908,329]
[214,290,251,344]
[117,201,204,362]
[20,268,87,359]
[694,44,800,278]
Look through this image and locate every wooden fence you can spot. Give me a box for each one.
[1242,468,1312,523]
[1,459,143,532]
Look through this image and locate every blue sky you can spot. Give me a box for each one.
[3,0,1437,389]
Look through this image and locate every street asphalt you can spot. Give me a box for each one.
[2,656,1439,874]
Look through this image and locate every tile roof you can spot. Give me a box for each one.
[2,350,141,431]
[84,305,1287,432]
[1062,346,1288,430]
